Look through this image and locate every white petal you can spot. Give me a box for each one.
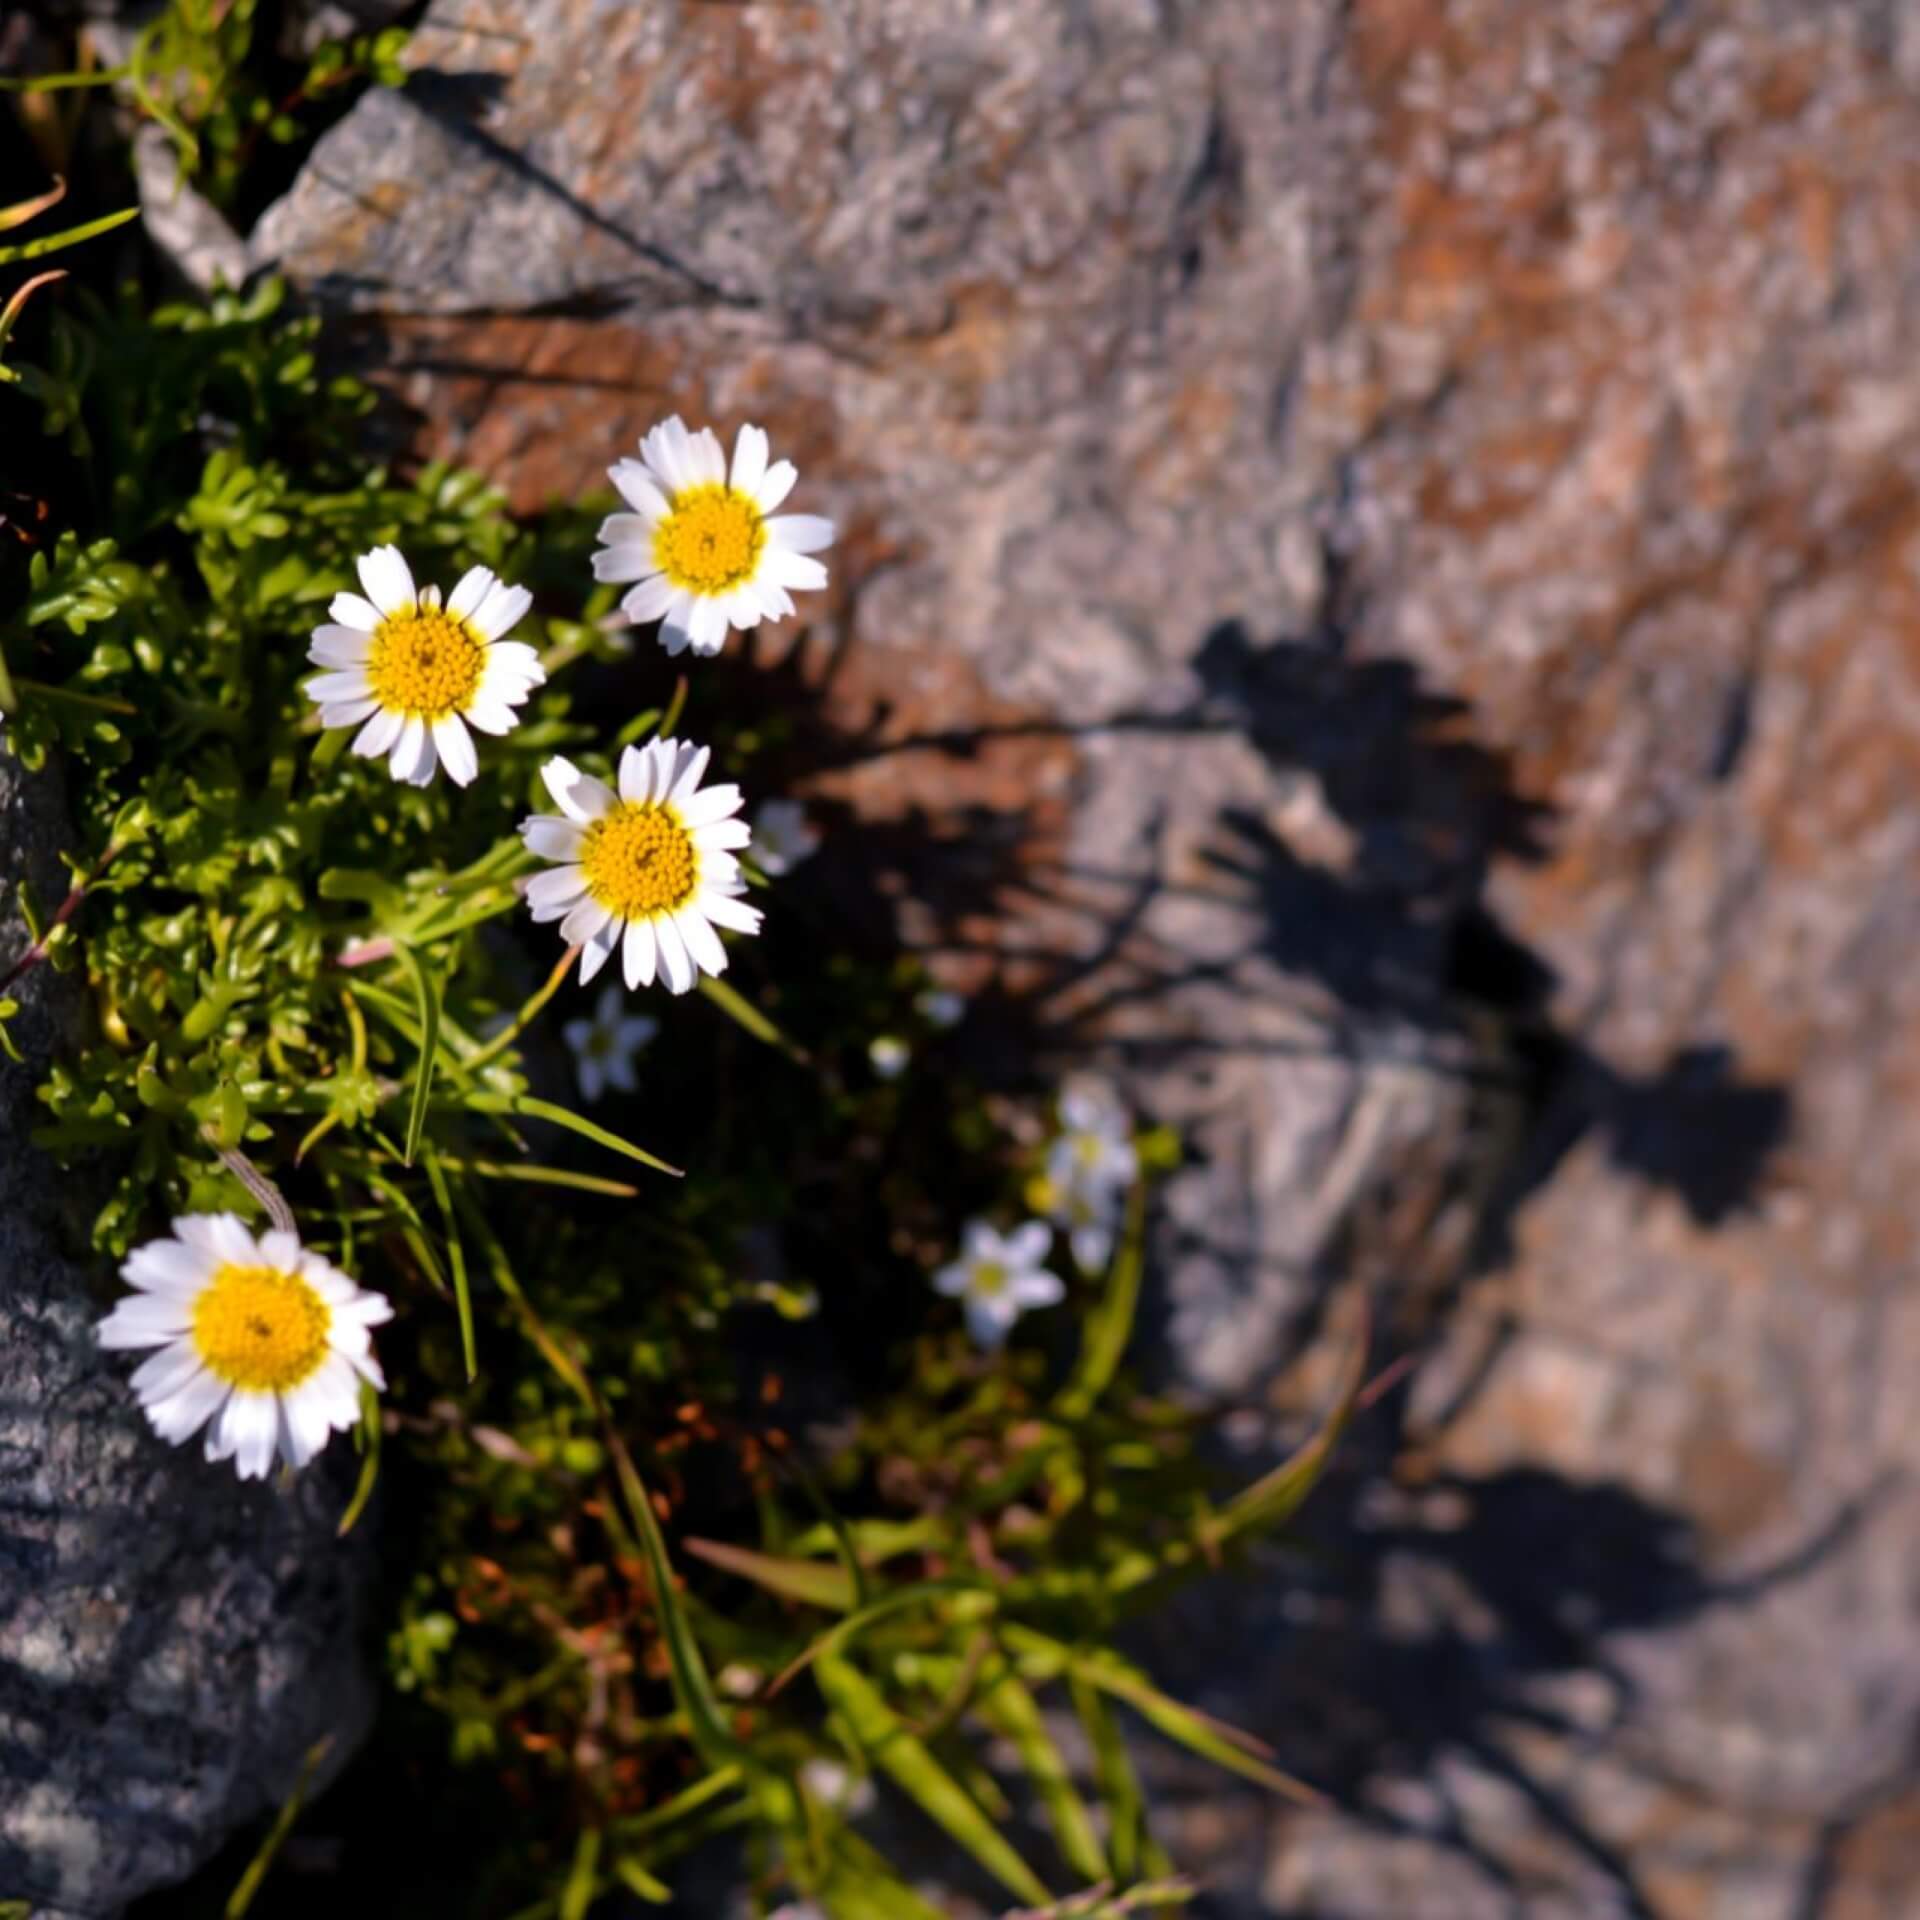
[308,626,372,667]
[214,1214,259,1262]
[470,580,532,642]
[577,921,619,985]
[724,583,765,629]
[278,1385,335,1469]
[486,640,544,682]
[754,460,798,513]
[669,743,712,800]
[611,460,670,520]
[542,758,613,824]
[932,1263,972,1298]
[699,891,763,935]
[432,714,478,787]
[526,865,589,911]
[653,913,695,994]
[594,543,654,585]
[521,816,585,861]
[687,424,727,486]
[130,1339,207,1400]
[687,596,730,655]
[1006,1221,1052,1268]
[676,783,743,827]
[695,817,753,852]
[618,744,652,804]
[560,897,615,946]
[730,423,770,496]
[657,603,695,656]
[961,1220,1001,1264]
[447,565,496,619]
[463,692,521,736]
[215,1390,280,1480]
[356,545,417,619]
[623,916,657,990]
[763,549,829,592]
[257,1229,302,1273]
[405,733,439,787]
[146,1368,229,1445]
[123,1241,209,1296]
[674,906,727,978]
[641,420,689,492]
[767,514,836,555]
[305,670,373,701]
[965,1296,1016,1350]
[353,707,405,758]
[620,574,677,624]
[1013,1269,1065,1309]
[320,699,380,729]
[388,714,426,784]
[329,591,383,632]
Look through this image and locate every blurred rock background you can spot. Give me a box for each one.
[10,0,1920,1911]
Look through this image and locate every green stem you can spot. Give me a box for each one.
[465,943,579,1073]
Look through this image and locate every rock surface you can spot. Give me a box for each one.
[0,756,374,1919]
[248,1,1920,1914]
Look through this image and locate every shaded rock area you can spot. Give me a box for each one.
[0,760,374,1918]
[238,0,1920,1915]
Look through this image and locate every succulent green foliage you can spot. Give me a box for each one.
[1,94,1364,1920]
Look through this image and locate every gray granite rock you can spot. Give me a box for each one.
[0,754,374,1919]
[246,0,1920,1913]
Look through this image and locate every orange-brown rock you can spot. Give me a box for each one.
[252,0,1920,1911]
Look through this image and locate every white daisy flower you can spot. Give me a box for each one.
[932,1220,1065,1350]
[306,544,545,788]
[562,982,659,1101]
[97,1213,392,1481]
[520,736,762,994]
[749,797,821,876]
[1046,1075,1138,1198]
[591,417,835,656]
[868,1035,910,1080]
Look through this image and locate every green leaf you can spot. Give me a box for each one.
[606,1436,743,1767]
[0,203,138,266]
[680,1538,855,1610]
[697,973,809,1064]
[814,1652,1050,1905]
[974,1658,1110,1884]
[1054,1178,1147,1420]
[610,1856,669,1903]
[611,1764,744,1843]
[421,1147,476,1380]
[557,1828,600,1920]
[1070,1674,1168,1882]
[1006,1629,1322,1809]
[336,1380,381,1538]
[1202,1297,1369,1552]
[816,1831,948,1920]
[465,1093,683,1178]
[389,943,440,1167]
[769,1581,986,1699]
[224,1736,332,1916]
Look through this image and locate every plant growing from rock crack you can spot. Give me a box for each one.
[0,41,1368,1917]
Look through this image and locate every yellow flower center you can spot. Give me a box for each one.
[971,1261,1009,1298]
[192,1263,332,1393]
[366,608,486,718]
[579,804,698,919]
[653,484,766,594]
